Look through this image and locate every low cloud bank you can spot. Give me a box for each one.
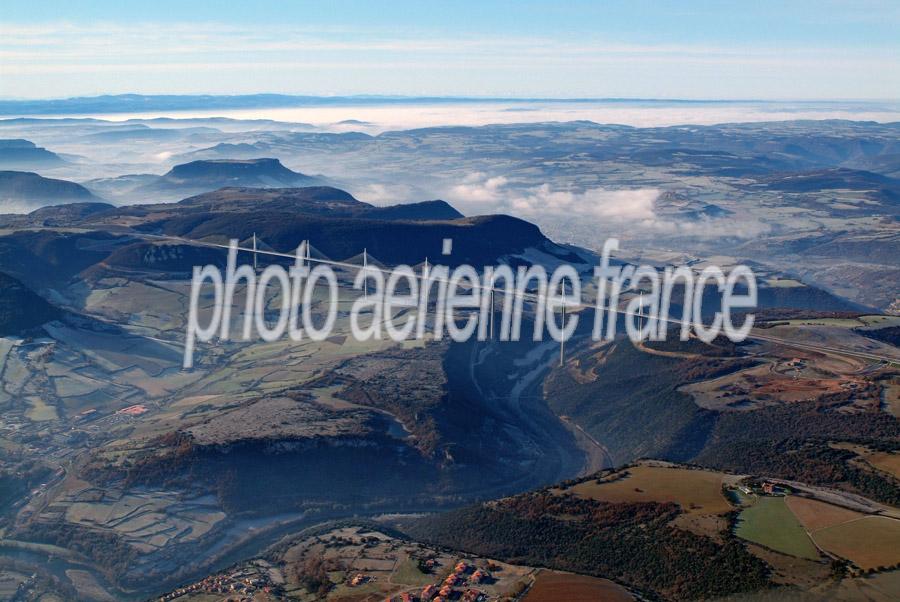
[447,173,769,239]
[450,173,658,221]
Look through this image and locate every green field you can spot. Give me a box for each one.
[859,315,900,329]
[392,556,434,586]
[735,497,819,560]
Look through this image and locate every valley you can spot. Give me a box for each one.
[0,116,896,601]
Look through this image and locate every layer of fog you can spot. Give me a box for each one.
[22,100,900,135]
[442,173,770,246]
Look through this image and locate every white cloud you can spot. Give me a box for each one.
[450,173,509,204]
[446,174,770,240]
[449,174,659,222]
[0,199,52,214]
[352,183,415,206]
[507,185,659,221]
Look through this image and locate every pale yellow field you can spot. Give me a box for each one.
[564,464,732,515]
[866,452,900,480]
[765,278,804,288]
[812,517,900,570]
[25,396,58,421]
[785,496,863,532]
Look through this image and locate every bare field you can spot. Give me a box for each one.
[764,324,900,366]
[670,512,729,540]
[681,360,859,411]
[0,570,29,600]
[523,570,634,602]
[25,396,58,421]
[681,323,894,412]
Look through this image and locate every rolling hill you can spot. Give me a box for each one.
[0,170,101,213]
[0,139,66,169]
[87,158,326,203]
[0,271,61,335]
[135,158,321,199]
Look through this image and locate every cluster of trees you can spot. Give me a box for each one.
[695,389,900,506]
[857,325,900,346]
[16,521,137,581]
[0,557,79,601]
[407,493,769,601]
[290,552,343,597]
[107,428,443,516]
[644,334,745,357]
[0,461,50,524]
[333,342,448,456]
[702,396,897,445]
[80,430,199,489]
[699,438,900,506]
[751,309,862,323]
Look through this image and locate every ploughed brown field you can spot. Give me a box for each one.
[523,570,634,602]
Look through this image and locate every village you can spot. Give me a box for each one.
[153,525,540,602]
[361,558,492,602]
[158,563,282,601]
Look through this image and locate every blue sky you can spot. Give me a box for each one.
[2,0,898,99]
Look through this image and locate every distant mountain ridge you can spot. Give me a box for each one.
[0,170,101,213]
[146,158,319,190]
[2,94,896,117]
[176,186,463,220]
[88,158,324,202]
[0,183,561,283]
[90,185,547,269]
[0,139,66,169]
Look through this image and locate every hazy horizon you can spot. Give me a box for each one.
[3,96,900,134]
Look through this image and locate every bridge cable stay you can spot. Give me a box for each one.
[128,232,898,365]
